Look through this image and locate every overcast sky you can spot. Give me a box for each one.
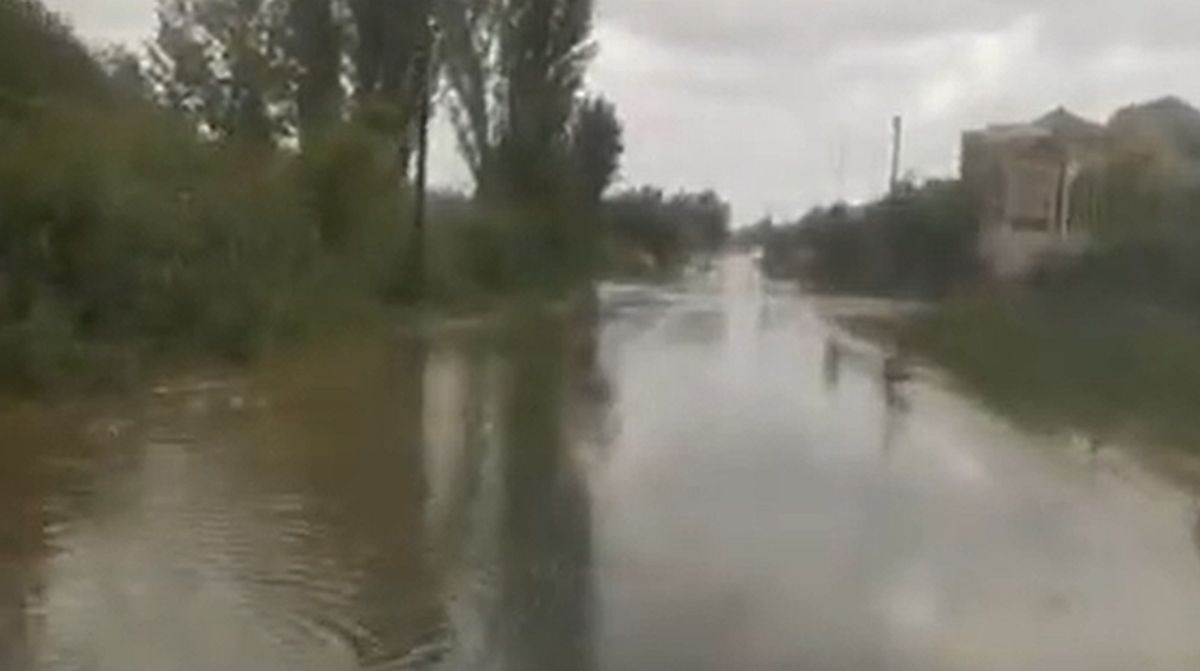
[43,0,1200,223]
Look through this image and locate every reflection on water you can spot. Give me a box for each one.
[0,309,605,671]
[823,338,842,390]
[1194,508,1200,560]
[823,334,911,458]
[4,257,1200,670]
[420,315,597,670]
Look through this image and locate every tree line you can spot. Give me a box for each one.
[605,187,731,273]
[144,0,622,208]
[744,180,978,298]
[0,0,650,391]
[751,97,1200,307]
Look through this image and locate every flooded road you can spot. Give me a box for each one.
[3,255,1200,670]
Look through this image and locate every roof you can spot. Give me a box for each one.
[971,123,1051,141]
[1032,107,1107,139]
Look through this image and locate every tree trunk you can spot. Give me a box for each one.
[293,0,342,150]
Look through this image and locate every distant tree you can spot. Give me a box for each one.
[605,187,732,269]
[149,0,293,144]
[733,217,776,249]
[438,0,596,202]
[605,187,675,267]
[569,96,623,206]
[669,190,731,251]
[760,180,977,296]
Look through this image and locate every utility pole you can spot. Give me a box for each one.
[889,115,903,196]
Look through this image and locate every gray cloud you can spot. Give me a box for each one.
[591,0,1200,220]
[41,0,1200,222]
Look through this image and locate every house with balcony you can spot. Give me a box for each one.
[962,108,1110,278]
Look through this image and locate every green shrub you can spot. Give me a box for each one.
[421,194,594,302]
[762,180,979,297]
[0,294,80,389]
[903,292,1200,449]
[296,124,407,258]
[0,0,110,104]
[0,105,328,384]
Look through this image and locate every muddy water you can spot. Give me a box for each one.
[3,255,1200,670]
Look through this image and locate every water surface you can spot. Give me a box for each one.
[3,256,1200,670]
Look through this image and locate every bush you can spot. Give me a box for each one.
[0,95,607,392]
[1,107,321,334]
[1033,225,1200,317]
[0,104,352,386]
[763,180,979,297]
[0,295,80,389]
[0,0,110,103]
[296,124,408,261]
[0,0,613,392]
[603,187,731,273]
[423,193,596,302]
[902,291,1200,449]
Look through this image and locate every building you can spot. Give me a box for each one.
[962,108,1109,278]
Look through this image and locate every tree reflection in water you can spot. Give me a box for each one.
[419,309,603,670]
[0,304,609,671]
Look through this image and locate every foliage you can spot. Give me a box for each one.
[896,291,1200,450]
[604,187,731,271]
[848,96,1200,457]
[1043,97,1200,316]
[1033,218,1200,318]
[569,96,624,206]
[761,180,978,297]
[287,0,344,147]
[0,0,110,105]
[416,192,589,300]
[434,0,616,291]
[148,0,436,153]
[0,0,659,393]
[349,0,430,104]
[0,99,405,390]
[1109,96,1200,164]
[99,46,154,103]
[0,106,319,357]
[149,0,295,143]
[347,0,433,174]
[295,123,406,256]
[438,0,595,203]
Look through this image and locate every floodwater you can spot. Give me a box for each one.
[3,255,1200,670]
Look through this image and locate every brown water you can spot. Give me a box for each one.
[3,255,1200,670]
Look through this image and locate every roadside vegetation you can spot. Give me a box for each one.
[745,178,978,297]
[0,0,725,393]
[603,187,731,276]
[760,97,1200,455]
[894,292,1200,452]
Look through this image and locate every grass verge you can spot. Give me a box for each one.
[842,290,1200,457]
